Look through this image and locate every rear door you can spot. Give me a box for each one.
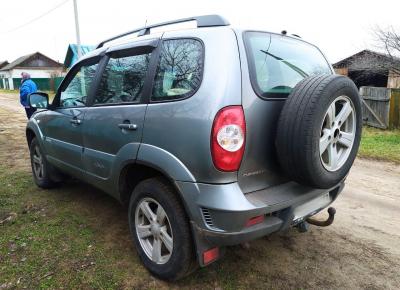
[82,40,158,184]
[42,58,100,176]
[238,31,333,193]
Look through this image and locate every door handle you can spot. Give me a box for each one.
[70,118,82,125]
[118,123,137,130]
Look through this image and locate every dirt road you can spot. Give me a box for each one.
[1,92,399,289]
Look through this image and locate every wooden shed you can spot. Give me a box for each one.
[333,50,400,89]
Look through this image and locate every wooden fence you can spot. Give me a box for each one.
[360,86,400,129]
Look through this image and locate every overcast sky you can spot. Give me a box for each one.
[0,0,398,64]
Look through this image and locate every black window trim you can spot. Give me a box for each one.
[149,37,205,104]
[52,56,102,109]
[86,43,158,108]
[242,30,333,101]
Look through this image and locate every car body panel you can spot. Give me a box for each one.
[141,27,242,184]
[39,108,87,177]
[82,104,147,180]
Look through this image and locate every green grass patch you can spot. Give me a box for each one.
[359,126,400,163]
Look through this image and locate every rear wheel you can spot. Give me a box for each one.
[128,177,196,280]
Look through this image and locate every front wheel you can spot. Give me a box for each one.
[29,138,57,188]
[128,177,196,281]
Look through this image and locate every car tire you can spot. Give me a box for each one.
[276,74,362,189]
[29,137,59,188]
[128,177,197,281]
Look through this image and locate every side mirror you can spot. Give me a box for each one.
[28,92,49,109]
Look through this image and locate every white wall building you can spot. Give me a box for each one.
[0,52,64,90]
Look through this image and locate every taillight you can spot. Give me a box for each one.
[211,106,246,171]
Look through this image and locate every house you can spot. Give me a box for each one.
[0,61,9,89]
[64,44,94,69]
[0,61,9,70]
[333,49,400,88]
[0,52,64,90]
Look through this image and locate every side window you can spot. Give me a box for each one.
[94,53,151,105]
[60,63,98,108]
[151,39,203,102]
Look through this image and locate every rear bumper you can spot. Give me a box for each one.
[195,182,343,246]
[175,180,344,265]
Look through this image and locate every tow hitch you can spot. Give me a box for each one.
[296,207,336,232]
[307,207,336,227]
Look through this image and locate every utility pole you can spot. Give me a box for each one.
[73,0,81,58]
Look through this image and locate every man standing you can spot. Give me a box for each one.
[20,72,38,119]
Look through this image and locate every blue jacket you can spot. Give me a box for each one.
[20,79,38,107]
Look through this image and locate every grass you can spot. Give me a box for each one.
[358,126,400,163]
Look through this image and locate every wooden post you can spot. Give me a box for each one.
[389,89,400,129]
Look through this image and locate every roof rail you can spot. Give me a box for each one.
[96,14,230,49]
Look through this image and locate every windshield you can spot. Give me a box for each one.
[244,31,332,99]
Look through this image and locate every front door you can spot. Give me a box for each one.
[81,47,155,187]
[43,59,100,177]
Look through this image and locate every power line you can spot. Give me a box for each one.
[2,0,70,34]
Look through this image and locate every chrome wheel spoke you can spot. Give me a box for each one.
[327,144,338,168]
[338,131,354,148]
[335,101,352,124]
[136,224,152,239]
[152,238,162,263]
[160,226,173,253]
[140,202,156,222]
[33,155,41,164]
[156,206,166,224]
[326,102,336,127]
[319,129,331,155]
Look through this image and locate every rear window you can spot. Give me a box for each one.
[244,31,332,99]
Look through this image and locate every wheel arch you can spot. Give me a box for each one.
[26,128,36,147]
[118,161,194,222]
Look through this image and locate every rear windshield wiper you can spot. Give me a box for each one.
[260,50,309,78]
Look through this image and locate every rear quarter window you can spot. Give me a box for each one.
[244,31,332,99]
[151,38,203,102]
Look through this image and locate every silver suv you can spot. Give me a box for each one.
[26,15,362,280]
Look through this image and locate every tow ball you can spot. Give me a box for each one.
[297,207,336,232]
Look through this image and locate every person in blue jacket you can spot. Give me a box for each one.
[20,72,38,118]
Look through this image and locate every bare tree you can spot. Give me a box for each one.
[374,26,400,60]
[367,26,400,75]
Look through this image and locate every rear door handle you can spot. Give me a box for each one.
[118,123,137,130]
[70,118,82,125]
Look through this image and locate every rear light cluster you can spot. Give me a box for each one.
[211,106,246,171]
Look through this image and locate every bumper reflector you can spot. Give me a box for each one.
[203,247,219,265]
[245,215,265,227]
